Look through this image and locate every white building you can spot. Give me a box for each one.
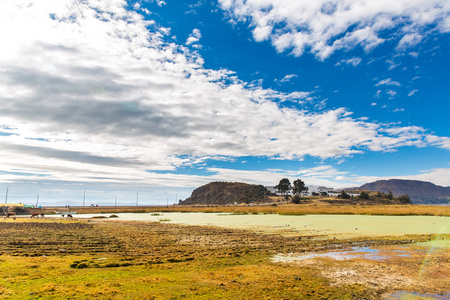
[266,185,336,196]
[305,186,335,196]
[265,186,293,195]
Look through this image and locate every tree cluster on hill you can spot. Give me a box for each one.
[347,190,412,204]
[178,182,274,205]
[275,178,308,204]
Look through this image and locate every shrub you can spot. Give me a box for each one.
[359,191,370,199]
[387,191,394,200]
[292,195,301,204]
[339,191,351,199]
[398,194,412,204]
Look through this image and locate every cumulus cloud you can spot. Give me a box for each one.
[0,0,449,195]
[218,0,450,60]
[186,28,202,46]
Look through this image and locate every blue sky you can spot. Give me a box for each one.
[0,0,449,206]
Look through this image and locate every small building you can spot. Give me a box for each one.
[265,186,293,195]
[306,186,335,196]
[266,185,337,196]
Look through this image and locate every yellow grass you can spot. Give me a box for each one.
[1,218,447,299]
[49,201,450,216]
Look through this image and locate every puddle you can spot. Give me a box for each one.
[272,246,410,263]
[384,291,450,299]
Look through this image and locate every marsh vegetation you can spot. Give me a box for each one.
[0,217,448,299]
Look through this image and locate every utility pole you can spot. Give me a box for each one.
[166,196,169,208]
[5,186,10,204]
[36,194,39,207]
[136,192,139,206]
[82,189,86,207]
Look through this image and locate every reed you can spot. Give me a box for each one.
[53,203,450,216]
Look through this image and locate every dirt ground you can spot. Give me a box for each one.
[272,242,449,298]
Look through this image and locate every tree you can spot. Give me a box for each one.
[387,190,393,200]
[292,179,307,196]
[292,195,301,204]
[276,178,291,196]
[339,190,351,199]
[398,194,412,204]
[359,191,370,199]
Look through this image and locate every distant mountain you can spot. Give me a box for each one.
[356,179,450,204]
[179,182,274,205]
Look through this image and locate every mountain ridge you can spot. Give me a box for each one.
[354,179,450,204]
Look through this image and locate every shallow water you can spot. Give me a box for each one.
[271,246,409,263]
[60,212,449,238]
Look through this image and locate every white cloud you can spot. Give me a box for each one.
[335,57,362,67]
[386,59,401,70]
[218,0,450,60]
[396,33,423,50]
[408,90,418,96]
[276,74,298,83]
[186,28,202,46]
[375,78,401,87]
[0,0,449,200]
[386,90,397,97]
[374,90,382,98]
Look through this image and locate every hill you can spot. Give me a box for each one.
[179,182,274,205]
[356,179,450,204]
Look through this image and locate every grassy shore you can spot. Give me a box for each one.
[0,218,448,299]
[46,201,450,216]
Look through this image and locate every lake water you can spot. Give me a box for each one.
[67,212,449,238]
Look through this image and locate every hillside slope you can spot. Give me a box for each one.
[179,182,273,205]
[357,179,450,204]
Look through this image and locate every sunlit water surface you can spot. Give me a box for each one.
[52,212,449,238]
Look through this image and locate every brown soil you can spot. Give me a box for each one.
[275,244,449,296]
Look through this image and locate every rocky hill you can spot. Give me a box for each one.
[179,182,274,205]
[356,179,450,204]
